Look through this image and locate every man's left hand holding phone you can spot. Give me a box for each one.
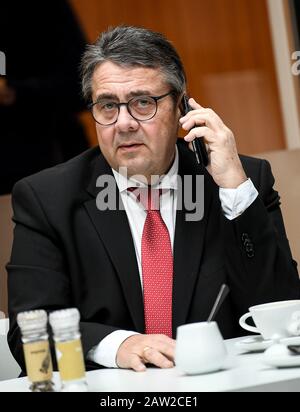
[179,97,247,189]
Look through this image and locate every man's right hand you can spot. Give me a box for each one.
[116,334,176,372]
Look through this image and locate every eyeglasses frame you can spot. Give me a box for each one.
[88,90,175,126]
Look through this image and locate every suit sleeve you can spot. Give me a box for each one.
[222,159,300,315]
[7,179,119,372]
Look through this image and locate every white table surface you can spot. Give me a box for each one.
[1,337,300,392]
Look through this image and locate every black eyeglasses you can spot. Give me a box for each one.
[89,91,173,126]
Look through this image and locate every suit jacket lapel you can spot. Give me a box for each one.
[173,142,213,334]
[84,151,144,333]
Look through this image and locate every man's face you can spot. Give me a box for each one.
[91,61,180,182]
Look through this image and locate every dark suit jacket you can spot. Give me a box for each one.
[7,140,300,371]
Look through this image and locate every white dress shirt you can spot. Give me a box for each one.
[87,147,258,367]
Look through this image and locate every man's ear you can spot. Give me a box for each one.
[176,93,185,118]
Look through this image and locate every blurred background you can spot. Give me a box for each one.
[70,0,300,154]
[1,0,299,185]
[0,0,300,315]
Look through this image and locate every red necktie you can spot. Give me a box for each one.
[129,187,173,338]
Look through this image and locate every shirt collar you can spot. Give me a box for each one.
[112,145,179,193]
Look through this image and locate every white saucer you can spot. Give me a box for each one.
[263,354,300,368]
[236,335,300,353]
[235,336,272,352]
[281,336,300,345]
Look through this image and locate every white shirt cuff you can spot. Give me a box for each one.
[219,178,258,220]
[87,330,140,368]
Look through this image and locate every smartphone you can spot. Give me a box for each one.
[181,95,209,167]
[288,345,300,355]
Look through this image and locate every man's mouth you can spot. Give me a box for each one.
[118,143,144,151]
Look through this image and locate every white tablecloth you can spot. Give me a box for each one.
[1,337,300,392]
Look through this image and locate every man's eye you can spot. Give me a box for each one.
[100,102,116,111]
[136,98,151,107]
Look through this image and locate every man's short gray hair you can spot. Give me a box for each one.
[81,26,186,103]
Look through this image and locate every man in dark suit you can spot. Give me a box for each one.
[7,26,299,373]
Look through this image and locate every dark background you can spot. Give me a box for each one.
[291,0,300,49]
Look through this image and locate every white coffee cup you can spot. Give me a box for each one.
[175,321,227,375]
[239,300,300,340]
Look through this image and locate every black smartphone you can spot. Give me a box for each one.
[181,95,209,167]
[288,345,300,355]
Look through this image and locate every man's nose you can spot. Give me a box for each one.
[115,105,139,132]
